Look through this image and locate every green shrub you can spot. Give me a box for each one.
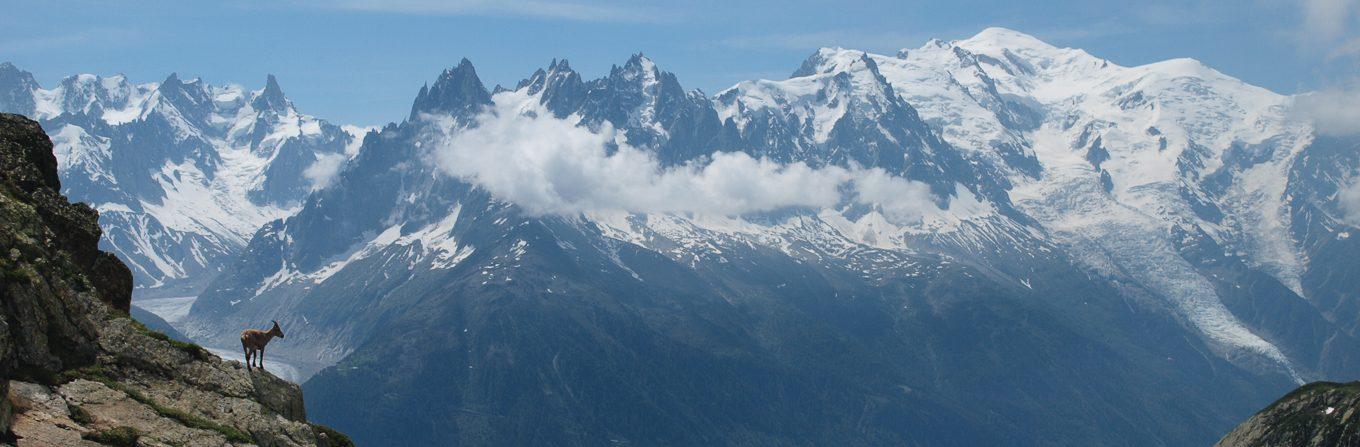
[70,373,253,444]
[68,403,94,425]
[82,426,140,447]
[54,364,113,385]
[111,382,253,443]
[128,318,211,361]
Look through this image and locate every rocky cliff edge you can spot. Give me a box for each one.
[0,113,350,447]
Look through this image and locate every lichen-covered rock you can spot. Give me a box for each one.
[6,380,92,447]
[0,113,347,446]
[84,318,322,445]
[0,113,130,316]
[0,113,124,382]
[0,114,58,193]
[1217,381,1360,447]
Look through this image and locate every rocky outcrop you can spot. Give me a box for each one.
[0,113,350,447]
[1217,381,1360,447]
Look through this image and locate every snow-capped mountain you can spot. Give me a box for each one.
[915,28,1349,375]
[166,28,1360,446]
[0,62,361,297]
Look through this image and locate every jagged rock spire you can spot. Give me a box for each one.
[252,74,291,112]
[409,58,492,121]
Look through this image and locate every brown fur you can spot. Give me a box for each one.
[240,320,284,370]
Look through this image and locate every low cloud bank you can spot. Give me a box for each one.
[428,92,947,221]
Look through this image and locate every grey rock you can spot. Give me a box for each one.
[1218,382,1360,447]
[0,114,348,446]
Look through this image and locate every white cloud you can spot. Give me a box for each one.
[427,91,945,221]
[303,125,377,191]
[340,124,377,156]
[317,0,668,23]
[852,168,941,223]
[1295,90,1360,136]
[719,30,933,53]
[1300,0,1355,43]
[1287,0,1360,135]
[303,152,348,191]
[0,27,144,54]
[1290,0,1360,59]
[1339,175,1360,226]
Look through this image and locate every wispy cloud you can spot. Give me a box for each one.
[1024,21,1138,43]
[1286,0,1360,134]
[303,153,348,191]
[718,29,936,53]
[1130,1,1241,27]
[1288,0,1360,58]
[1299,0,1356,43]
[0,27,144,54]
[312,0,671,23]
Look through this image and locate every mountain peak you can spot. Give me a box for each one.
[549,58,573,73]
[410,58,492,121]
[790,47,876,78]
[439,58,480,83]
[0,60,39,91]
[253,73,291,112]
[605,52,672,94]
[1140,57,1220,79]
[625,52,652,66]
[952,27,1103,78]
[265,74,283,94]
[617,53,660,79]
[964,27,1055,50]
[517,57,584,96]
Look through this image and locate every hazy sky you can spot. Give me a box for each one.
[2,0,1355,125]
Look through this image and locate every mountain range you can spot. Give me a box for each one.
[5,27,1360,446]
[0,62,362,298]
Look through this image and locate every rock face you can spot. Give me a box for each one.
[1217,381,1360,447]
[0,113,349,447]
[0,112,119,381]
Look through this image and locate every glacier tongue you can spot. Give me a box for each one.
[1011,122,1301,379]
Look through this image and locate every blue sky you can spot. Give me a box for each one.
[2,0,1355,125]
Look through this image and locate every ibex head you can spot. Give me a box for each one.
[270,320,285,338]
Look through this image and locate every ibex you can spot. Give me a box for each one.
[240,320,285,370]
